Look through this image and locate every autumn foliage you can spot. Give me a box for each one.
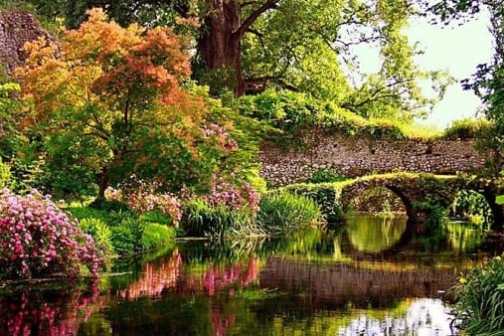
[14,8,212,197]
[17,8,192,119]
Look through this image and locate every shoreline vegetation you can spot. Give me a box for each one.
[1,1,504,334]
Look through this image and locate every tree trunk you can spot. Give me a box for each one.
[197,0,245,96]
[91,168,109,208]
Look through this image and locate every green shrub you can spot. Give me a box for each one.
[181,199,254,239]
[0,158,10,189]
[181,198,215,237]
[497,194,504,205]
[68,206,111,223]
[456,256,504,335]
[258,192,324,235]
[73,204,176,255]
[443,118,491,140]
[141,210,173,225]
[232,89,438,140]
[451,190,493,230]
[141,223,176,252]
[110,225,137,255]
[308,168,348,184]
[282,183,343,223]
[109,217,146,255]
[67,205,134,227]
[79,218,114,258]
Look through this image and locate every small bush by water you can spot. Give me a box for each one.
[280,183,343,223]
[69,203,177,256]
[79,218,114,258]
[451,190,493,230]
[258,192,324,235]
[141,223,176,252]
[181,199,255,239]
[456,256,504,335]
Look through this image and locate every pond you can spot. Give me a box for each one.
[0,214,499,336]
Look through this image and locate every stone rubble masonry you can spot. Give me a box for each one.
[0,10,51,75]
[260,134,487,187]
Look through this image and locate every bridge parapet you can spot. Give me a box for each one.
[279,173,504,227]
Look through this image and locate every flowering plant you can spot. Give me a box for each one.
[206,177,260,212]
[105,179,182,226]
[202,123,238,152]
[0,189,101,280]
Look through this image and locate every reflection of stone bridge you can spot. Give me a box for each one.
[260,256,468,309]
[283,173,504,227]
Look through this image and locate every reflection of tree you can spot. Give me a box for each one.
[446,220,488,253]
[346,215,407,253]
[119,252,260,300]
[115,254,260,336]
[0,282,105,336]
[119,250,182,300]
[189,257,260,296]
[210,306,237,336]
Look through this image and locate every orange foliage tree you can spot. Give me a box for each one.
[15,8,225,200]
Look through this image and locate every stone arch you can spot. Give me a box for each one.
[344,185,408,214]
[340,181,415,220]
[457,179,504,228]
[450,189,495,228]
[286,173,504,229]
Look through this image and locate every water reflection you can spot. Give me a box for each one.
[340,299,456,336]
[344,213,490,255]
[445,220,488,253]
[346,214,407,253]
[0,282,104,336]
[0,212,497,336]
[119,250,182,299]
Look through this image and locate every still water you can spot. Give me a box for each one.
[0,215,497,336]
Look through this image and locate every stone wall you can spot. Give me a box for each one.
[260,133,487,186]
[0,10,50,74]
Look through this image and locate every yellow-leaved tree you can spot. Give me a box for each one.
[15,8,227,201]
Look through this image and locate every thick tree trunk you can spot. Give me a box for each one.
[197,0,245,96]
[91,168,109,208]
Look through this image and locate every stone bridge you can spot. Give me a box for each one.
[282,173,504,228]
[260,134,487,187]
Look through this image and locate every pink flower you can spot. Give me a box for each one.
[0,189,102,280]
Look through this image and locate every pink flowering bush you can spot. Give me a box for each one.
[206,177,261,212]
[202,123,238,152]
[0,189,101,280]
[105,179,182,226]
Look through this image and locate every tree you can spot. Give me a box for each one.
[15,8,236,201]
[16,0,452,122]
[24,1,439,99]
[425,0,504,173]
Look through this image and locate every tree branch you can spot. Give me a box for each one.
[235,0,280,38]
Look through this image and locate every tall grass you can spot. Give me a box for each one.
[456,256,504,335]
[79,218,114,258]
[444,118,491,140]
[181,199,257,239]
[141,223,176,252]
[258,192,325,235]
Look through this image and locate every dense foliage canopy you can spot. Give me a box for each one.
[11,8,259,200]
[7,0,454,122]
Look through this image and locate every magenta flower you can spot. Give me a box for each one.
[0,189,102,280]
